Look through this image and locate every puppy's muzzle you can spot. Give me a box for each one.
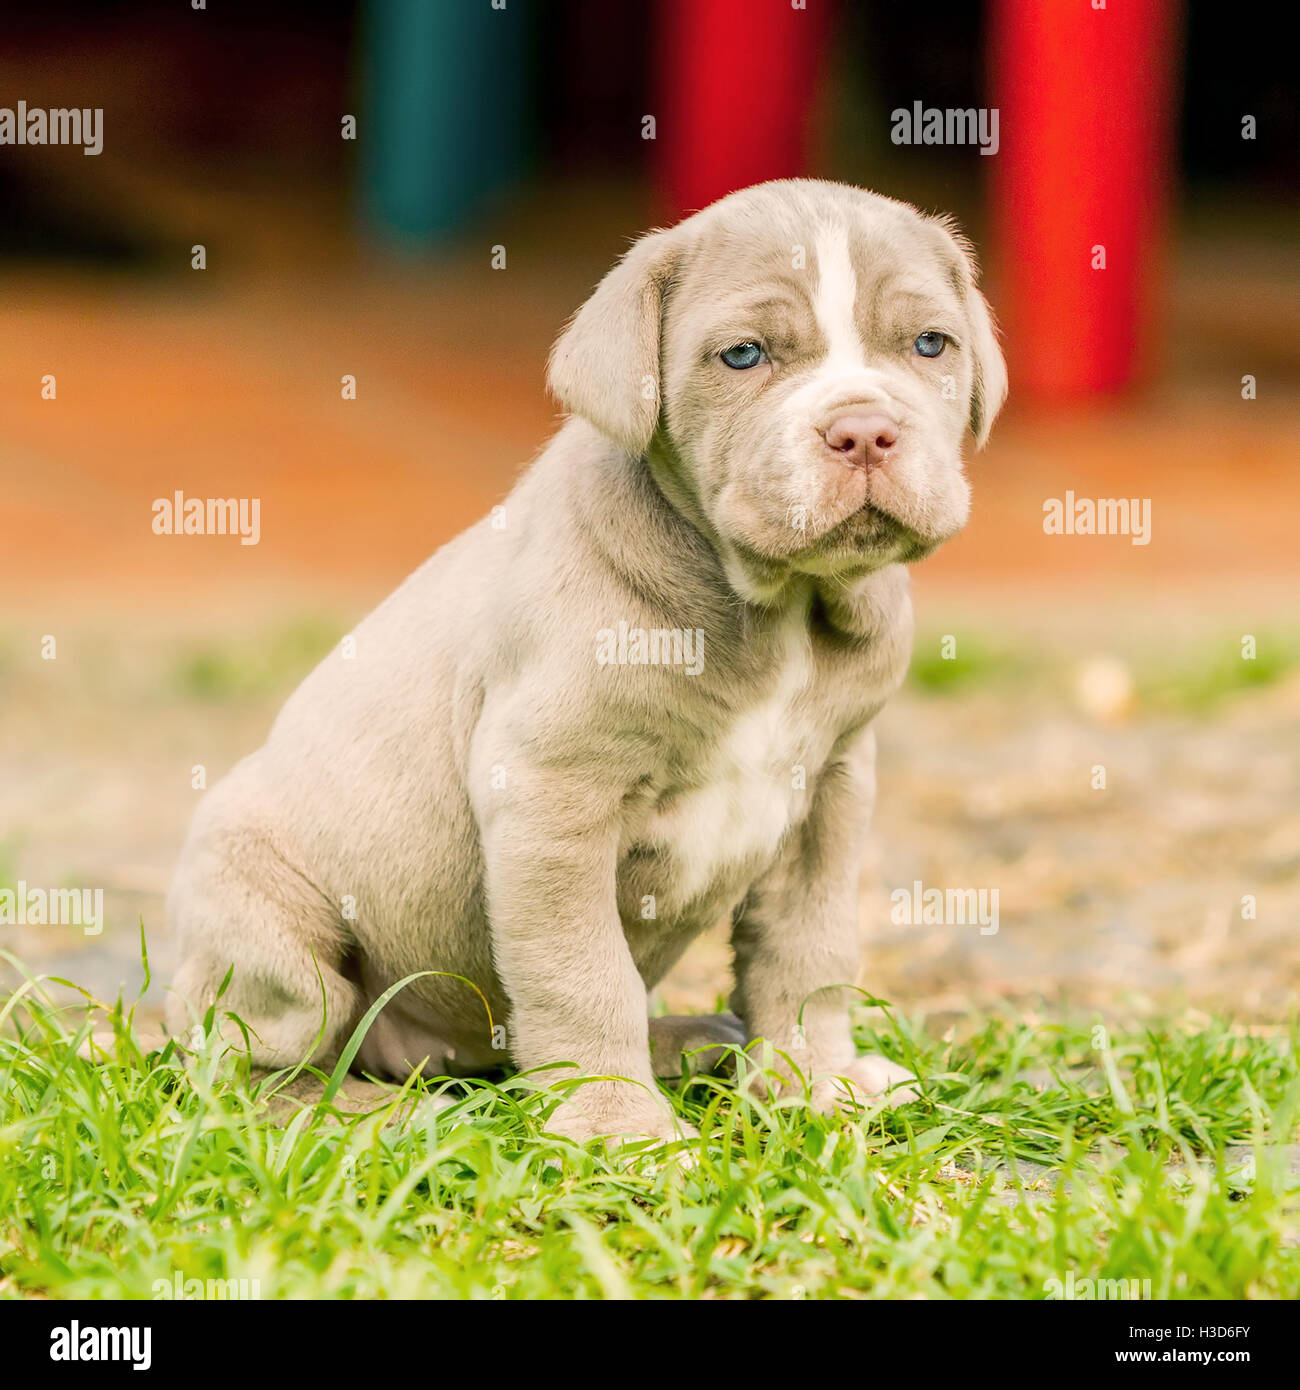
[819,411,899,471]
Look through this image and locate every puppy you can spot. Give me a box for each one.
[167,179,1006,1142]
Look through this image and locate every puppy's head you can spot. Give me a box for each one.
[548,180,1006,599]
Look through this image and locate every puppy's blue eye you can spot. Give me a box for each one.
[914,331,947,358]
[720,342,765,370]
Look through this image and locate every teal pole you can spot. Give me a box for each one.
[360,0,528,246]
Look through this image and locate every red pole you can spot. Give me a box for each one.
[989,0,1180,400]
[655,0,831,220]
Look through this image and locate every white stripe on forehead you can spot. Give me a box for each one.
[812,224,865,371]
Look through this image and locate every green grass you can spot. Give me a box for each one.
[909,632,1025,693]
[1,956,1297,1300]
[171,618,345,703]
[1138,631,1300,712]
[909,625,1299,711]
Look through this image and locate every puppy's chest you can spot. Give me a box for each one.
[631,641,835,909]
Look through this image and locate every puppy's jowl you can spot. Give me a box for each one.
[168,180,1006,1143]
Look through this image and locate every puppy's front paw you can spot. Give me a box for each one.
[546,1081,697,1147]
[814,1053,919,1112]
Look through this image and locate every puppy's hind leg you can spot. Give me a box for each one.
[166,826,360,1072]
[648,1012,747,1080]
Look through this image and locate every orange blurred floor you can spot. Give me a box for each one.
[2,179,1298,621]
[2,178,1298,1022]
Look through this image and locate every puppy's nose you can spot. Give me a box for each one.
[820,413,899,470]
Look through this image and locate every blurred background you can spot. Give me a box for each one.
[2,0,1297,1028]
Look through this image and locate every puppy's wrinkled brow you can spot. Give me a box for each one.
[704,290,818,358]
[859,272,961,330]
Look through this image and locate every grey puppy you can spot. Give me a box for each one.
[167,179,1006,1142]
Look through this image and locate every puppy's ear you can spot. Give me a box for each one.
[547,228,678,456]
[930,218,1008,449]
[964,272,1008,449]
